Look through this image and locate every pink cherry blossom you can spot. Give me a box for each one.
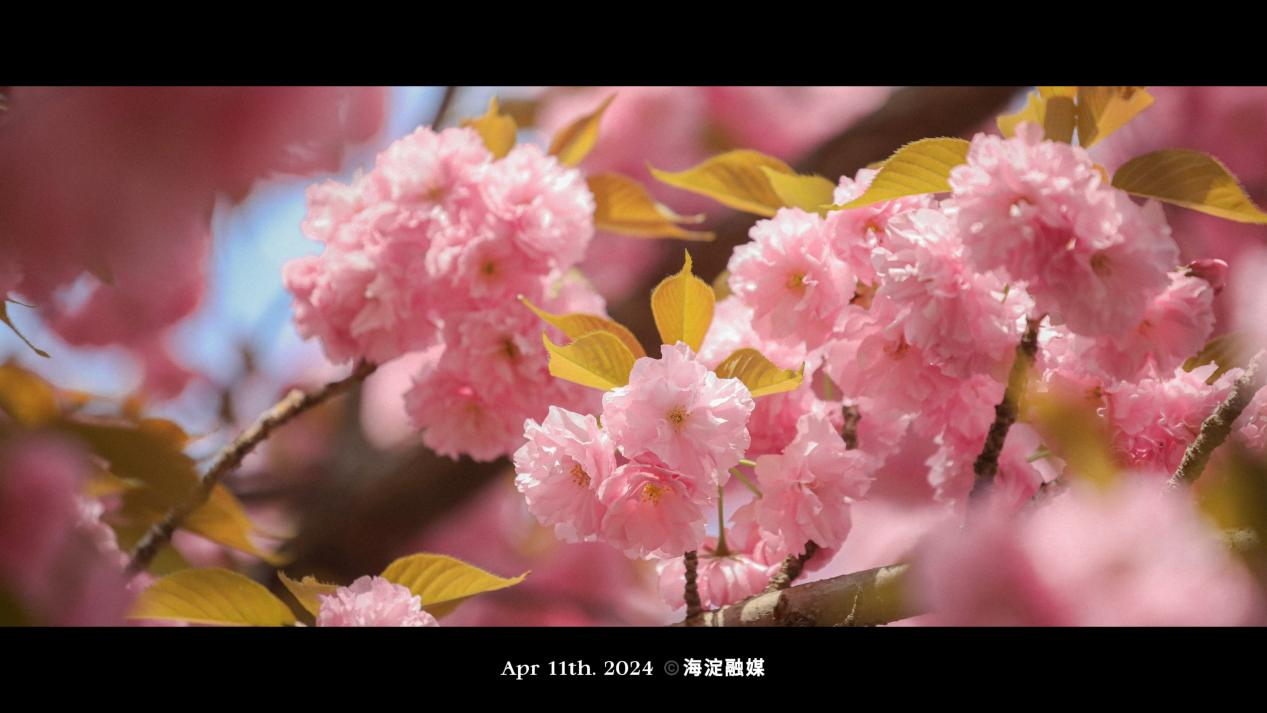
[823,168,934,283]
[601,342,754,482]
[753,404,875,551]
[316,576,439,627]
[871,208,1028,379]
[949,123,1179,336]
[598,455,709,559]
[514,407,616,543]
[1066,271,1216,382]
[1103,364,1239,473]
[822,304,959,416]
[480,143,595,270]
[911,478,1261,625]
[728,207,857,350]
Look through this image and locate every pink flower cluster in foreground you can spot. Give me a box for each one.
[0,87,385,399]
[911,479,1261,626]
[0,437,135,625]
[284,126,606,461]
[315,576,438,627]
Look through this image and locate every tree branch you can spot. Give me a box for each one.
[969,317,1041,503]
[685,563,914,627]
[764,542,820,593]
[1168,353,1264,488]
[125,360,378,575]
[683,550,703,624]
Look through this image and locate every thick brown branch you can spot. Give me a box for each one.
[125,360,378,575]
[1168,354,1264,488]
[969,318,1041,503]
[683,550,703,624]
[686,563,914,627]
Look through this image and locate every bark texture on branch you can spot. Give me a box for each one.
[687,563,914,627]
[683,550,703,624]
[969,318,1041,503]
[1169,354,1264,488]
[764,542,820,593]
[126,361,377,574]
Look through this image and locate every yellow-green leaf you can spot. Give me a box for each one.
[761,167,837,214]
[1184,332,1253,384]
[1037,86,1078,99]
[712,270,732,301]
[1112,149,1267,224]
[713,348,804,398]
[184,484,288,566]
[650,150,793,217]
[543,331,637,391]
[997,88,1076,142]
[461,97,517,159]
[586,173,713,241]
[1028,390,1119,491]
[278,572,339,617]
[129,568,296,627]
[548,93,614,166]
[997,90,1044,138]
[1041,95,1076,144]
[0,301,49,358]
[830,138,970,211]
[521,297,645,358]
[1076,86,1153,148]
[58,420,200,518]
[650,251,715,351]
[0,362,58,426]
[381,553,527,619]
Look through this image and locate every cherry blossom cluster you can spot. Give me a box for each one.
[515,326,880,610]
[729,122,1231,509]
[284,126,606,461]
[514,118,1267,619]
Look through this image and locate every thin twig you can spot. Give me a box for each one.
[430,86,458,130]
[1168,353,1264,489]
[841,403,861,450]
[764,542,820,593]
[125,360,377,575]
[683,550,703,625]
[968,317,1042,503]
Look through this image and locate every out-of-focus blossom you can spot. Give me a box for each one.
[0,436,134,625]
[911,478,1262,626]
[0,87,385,395]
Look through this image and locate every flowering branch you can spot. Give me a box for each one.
[1168,353,1264,488]
[969,317,1042,503]
[685,563,914,627]
[125,360,377,575]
